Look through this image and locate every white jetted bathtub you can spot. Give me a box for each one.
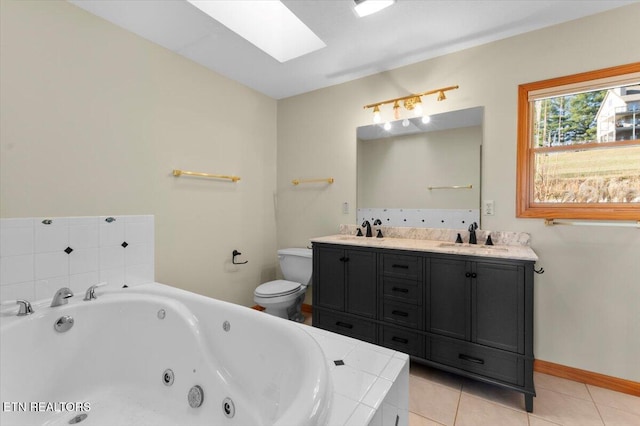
[0,283,332,426]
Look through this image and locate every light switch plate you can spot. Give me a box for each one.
[484,200,495,216]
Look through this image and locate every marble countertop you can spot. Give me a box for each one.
[310,234,538,261]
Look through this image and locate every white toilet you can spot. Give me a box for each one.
[254,248,312,322]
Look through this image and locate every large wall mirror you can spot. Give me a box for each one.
[357,106,483,228]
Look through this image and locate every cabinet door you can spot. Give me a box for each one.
[427,257,471,340]
[314,246,346,311]
[472,262,524,353]
[345,249,377,318]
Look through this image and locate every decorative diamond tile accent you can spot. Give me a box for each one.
[64,247,73,254]
[121,241,128,248]
[334,360,345,366]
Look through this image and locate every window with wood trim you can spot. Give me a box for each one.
[516,63,640,220]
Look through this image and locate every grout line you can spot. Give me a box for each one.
[586,385,608,426]
[538,387,606,426]
[534,372,593,401]
[409,411,447,426]
[528,413,563,426]
[452,385,462,426]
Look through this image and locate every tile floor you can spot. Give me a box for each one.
[302,314,640,426]
[408,361,640,426]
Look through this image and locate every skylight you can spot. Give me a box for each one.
[353,0,396,18]
[186,0,326,63]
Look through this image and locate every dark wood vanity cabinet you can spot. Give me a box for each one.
[427,256,526,353]
[313,245,377,342]
[313,243,536,412]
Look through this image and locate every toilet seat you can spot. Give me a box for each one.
[255,280,302,298]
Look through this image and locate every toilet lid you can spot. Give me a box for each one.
[255,280,302,297]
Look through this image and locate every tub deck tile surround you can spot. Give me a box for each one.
[299,323,410,426]
[0,215,155,304]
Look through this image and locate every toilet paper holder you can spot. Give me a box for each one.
[232,250,248,265]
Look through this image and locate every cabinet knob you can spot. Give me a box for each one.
[465,272,471,278]
[339,257,350,262]
[472,272,477,278]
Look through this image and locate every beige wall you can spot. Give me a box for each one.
[358,126,481,209]
[277,5,640,381]
[2,0,639,382]
[0,0,278,305]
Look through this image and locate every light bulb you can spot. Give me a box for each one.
[393,101,400,120]
[372,105,381,123]
[402,119,410,127]
[413,97,423,117]
[421,115,431,124]
[383,121,392,131]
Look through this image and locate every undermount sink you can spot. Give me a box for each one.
[438,242,508,252]
[337,235,385,241]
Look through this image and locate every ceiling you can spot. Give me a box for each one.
[68,0,635,100]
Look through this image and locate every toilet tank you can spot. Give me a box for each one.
[278,248,313,286]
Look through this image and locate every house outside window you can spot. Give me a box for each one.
[596,86,640,142]
[516,63,640,220]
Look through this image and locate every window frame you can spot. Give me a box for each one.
[516,63,640,220]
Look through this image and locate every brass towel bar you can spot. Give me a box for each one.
[544,219,640,228]
[173,169,240,182]
[428,184,473,190]
[292,178,334,185]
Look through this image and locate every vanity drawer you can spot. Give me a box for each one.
[382,276,422,304]
[382,300,422,329]
[381,253,421,279]
[315,309,377,343]
[380,325,424,357]
[428,336,523,386]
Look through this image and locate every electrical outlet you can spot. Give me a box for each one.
[342,202,349,214]
[484,200,495,216]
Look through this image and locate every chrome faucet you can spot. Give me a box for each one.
[1,299,34,316]
[51,287,74,307]
[16,300,34,315]
[84,282,107,301]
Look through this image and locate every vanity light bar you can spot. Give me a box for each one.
[364,85,459,123]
